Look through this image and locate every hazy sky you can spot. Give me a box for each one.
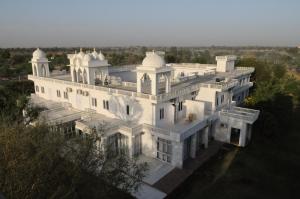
[0,0,299,47]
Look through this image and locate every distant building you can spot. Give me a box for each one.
[27,48,259,169]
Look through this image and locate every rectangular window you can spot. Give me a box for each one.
[35,86,39,92]
[56,90,61,97]
[63,92,68,99]
[106,101,109,110]
[178,102,183,111]
[159,108,164,120]
[103,100,109,110]
[41,87,45,93]
[92,98,97,107]
[126,105,130,115]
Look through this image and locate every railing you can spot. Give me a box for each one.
[28,75,155,100]
[200,79,239,90]
[122,81,137,87]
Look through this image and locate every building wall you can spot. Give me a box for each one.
[32,78,154,125]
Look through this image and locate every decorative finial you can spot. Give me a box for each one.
[80,48,83,52]
[93,48,96,52]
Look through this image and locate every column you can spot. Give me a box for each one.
[203,127,209,148]
[190,134,197,158]
[172,141,184,168]
[239,123,247,147]
[165,75,170,93]
[76,70,79,83]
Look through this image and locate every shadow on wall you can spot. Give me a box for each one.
[109,95,143,122]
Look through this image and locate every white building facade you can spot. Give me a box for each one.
[28,48,259,169]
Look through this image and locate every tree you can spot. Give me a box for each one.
[0,123,147,199]
[1,50,10,59]
[272,64,286,79]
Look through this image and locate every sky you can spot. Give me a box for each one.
[0,0,299,47]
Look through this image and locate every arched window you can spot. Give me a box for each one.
[83,69,87,84]
[141,73,151,94]
[41,64,46,76]
[78,69,83,83]
[33,65,37,76]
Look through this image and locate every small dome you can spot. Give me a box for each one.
[77,48,85,58]
[98,51,105,61]
[142,51,165,68]
[33,48,46,58]
[83,54,92,61]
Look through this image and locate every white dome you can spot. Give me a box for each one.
[33,48,46,58]
[98,51,105,61]
[83,54,92,61]
[92,51,98,59]
[142,52,165,68]
[77,48,85,58]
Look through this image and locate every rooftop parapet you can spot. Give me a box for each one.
[215,55,237,62]
[220,106,260,124]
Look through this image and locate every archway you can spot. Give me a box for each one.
[141,73,151,94]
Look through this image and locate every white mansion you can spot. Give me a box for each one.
[28,48,259,169]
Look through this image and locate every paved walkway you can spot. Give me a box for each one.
[153,141,224,195]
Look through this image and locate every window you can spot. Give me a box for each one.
[126,105,130,115]
[178,101,183,111]
[92,98,97,107]
[157,138,172,163]
[56,90,61,97]
[103,100,109,110]
[159,108,164,120]
[77,89,83,94]
[35,86,39,92]
[41,87,45,93]
[63,92,68,99]
[221,95,224,104]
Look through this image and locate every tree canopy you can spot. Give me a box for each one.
[0,123,147,199]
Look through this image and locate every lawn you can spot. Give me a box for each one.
[172,107,300,199]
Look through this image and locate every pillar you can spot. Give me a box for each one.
[172,141,184,168]
[203,127,209,148]
[190,134,197,158]
[239,123,247,147]
[165,75,171,93]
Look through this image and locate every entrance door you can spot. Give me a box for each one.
[107,133,128,156]
[230,128,240,145]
